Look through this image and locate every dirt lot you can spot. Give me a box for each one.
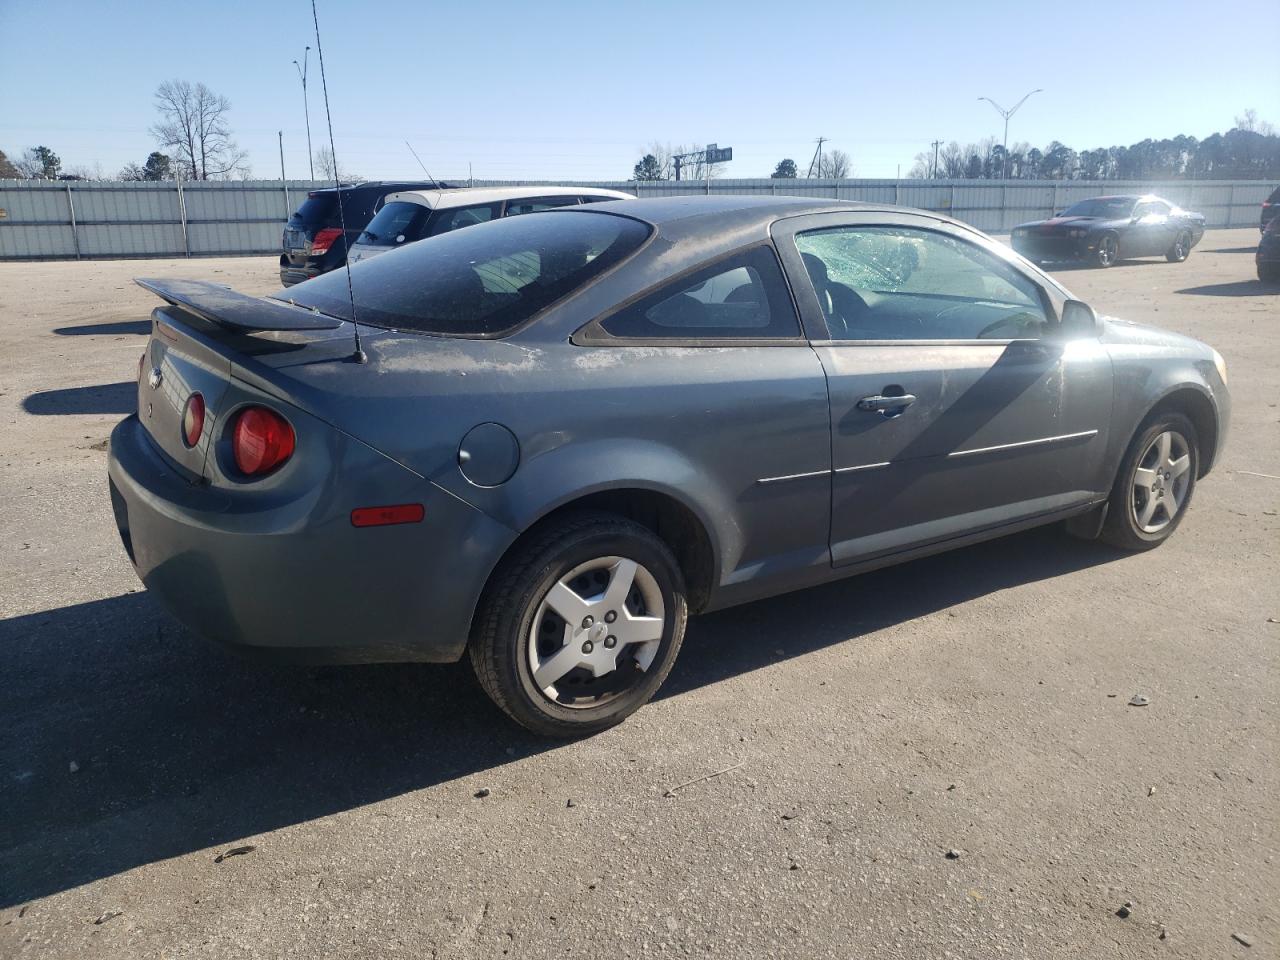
[1,232,1276,959]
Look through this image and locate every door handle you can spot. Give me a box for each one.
[857,393,917,413]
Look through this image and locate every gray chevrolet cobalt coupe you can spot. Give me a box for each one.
[108,196,1230,736]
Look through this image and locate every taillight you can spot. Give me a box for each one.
[181,393,205,448]
[232,406,295,476]
[137,352,146,382]
[309,227,343,256]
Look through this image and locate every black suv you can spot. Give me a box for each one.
[279,181,441,286]
[1261,185,1280,235]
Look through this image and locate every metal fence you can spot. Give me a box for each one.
[0,177,1272,261]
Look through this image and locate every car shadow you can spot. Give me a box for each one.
[0,525,1123,908]
[22,382,136,416]
[1203,246,1258,254]
[52,320,151,337]
[1047,259,1169,273]
[1175,281,1278,297]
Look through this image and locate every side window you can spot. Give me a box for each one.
[794,226,1049,342]
[601,246,800,340]
[423,204,498,238]
[505,196,581,217]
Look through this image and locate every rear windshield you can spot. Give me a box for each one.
[293,194,337,226]
[359,201,429,246]
[1060,197,1135,219]
[280,211,650,337]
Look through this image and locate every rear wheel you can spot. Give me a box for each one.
[1096,233,1119,268]
[470,513,687,737]
[1100,412,1199,551]
[1166,230,1192,262]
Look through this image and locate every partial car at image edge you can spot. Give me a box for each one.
[108,196,1231,737]
[1257,213,1280,283]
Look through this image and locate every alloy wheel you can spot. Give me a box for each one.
[1130,430,1192,534]
[527,556,665,708]
[1098,236,1117,266]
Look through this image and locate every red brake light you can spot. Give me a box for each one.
[232,406,295,476]
[310,227,343,255]
[181,393,205,448]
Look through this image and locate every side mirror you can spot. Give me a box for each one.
[1059,299,1099,339]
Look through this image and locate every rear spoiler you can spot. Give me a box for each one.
[135,278,343,332]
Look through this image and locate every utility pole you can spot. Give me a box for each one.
[978,89,1042,179]
[293,46,314,180]
[930,139,942,179]
[278,130,290,218]
[806,137,827,178]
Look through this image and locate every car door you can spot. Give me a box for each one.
[772,212,1114,567]
[1128,200,1175,256]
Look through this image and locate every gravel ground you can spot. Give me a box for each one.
[0,232,1276,959]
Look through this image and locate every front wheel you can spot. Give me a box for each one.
[1096,234,1119,268]
[1166,231,1192,262]
[470,513,688,737]
[1100,413,1199,551]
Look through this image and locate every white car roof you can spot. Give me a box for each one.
[380,185,634,211]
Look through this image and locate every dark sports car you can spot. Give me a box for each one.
[1012,194,1205,268]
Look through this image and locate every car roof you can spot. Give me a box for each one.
[551,194,888,228]
[381,185,635,211]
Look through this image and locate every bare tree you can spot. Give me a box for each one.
[313,146,362,184]
[817,148,852,178]
[151,80,248,180]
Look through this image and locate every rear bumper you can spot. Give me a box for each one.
[279,257,321,287]
[107,414,515,663]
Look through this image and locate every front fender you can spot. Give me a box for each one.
[1106,351,1228,476]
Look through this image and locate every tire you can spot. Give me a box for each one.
[469,512,688,737]
[1166,230,1192,263]
[1096,233,1119,268]
[1259,262,1280,284]
[1100,412,1199,551]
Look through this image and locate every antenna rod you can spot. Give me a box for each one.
[404,141,441,190]
[310,0,365,363]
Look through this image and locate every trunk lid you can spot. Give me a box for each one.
[135,278,348,479]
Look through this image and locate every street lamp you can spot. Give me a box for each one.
[292,47,314,180]
[977,89,1043,180]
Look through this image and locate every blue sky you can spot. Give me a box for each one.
[2,0,1277,181]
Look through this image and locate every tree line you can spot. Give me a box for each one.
[908,113,1279,181]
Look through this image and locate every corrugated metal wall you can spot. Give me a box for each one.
[0,179,321,260]
[0,177,1271,260]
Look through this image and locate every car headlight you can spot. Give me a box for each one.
[1069,228,1087,238]
[1013,228,1027,237]
[1212,348,1228,385]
